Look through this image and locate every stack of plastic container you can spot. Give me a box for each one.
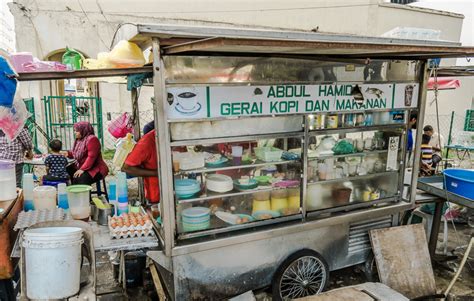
[108,178,117,215]
[22,173,35,211]
[116,172,128,216]
[57,183,69,212]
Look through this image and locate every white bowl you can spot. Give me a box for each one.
[206,174,233,193]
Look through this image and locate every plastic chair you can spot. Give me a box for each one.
[408,208,448,255]
[91,178,109,201]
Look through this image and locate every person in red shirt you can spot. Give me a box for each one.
[122,129,159,203]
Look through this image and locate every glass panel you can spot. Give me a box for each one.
[164,56,421,84]
[305,122,404,212]
[171,139,303,235]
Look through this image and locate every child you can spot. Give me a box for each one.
[43,139,69,182]
[420,134,433,176]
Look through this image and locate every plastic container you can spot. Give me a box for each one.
[113,133,136,168]
[0,159,17,201]
[117,203,129,216]
[22,173,35,211]
[23,227,83,299]
[288,188,301,209]
[66,185,92,220]
[57,183,69,211]
[252,191,271,213]
[444,169,474,200]
[254,147,283,162]
[117,172,128,204]
[271,190,288,212]
[33,186,57,210]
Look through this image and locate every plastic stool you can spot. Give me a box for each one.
[42,179,68,187]
[91,178,109,201]
[408,208,448,255]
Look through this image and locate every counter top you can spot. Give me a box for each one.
[417,176,473,209]
[0,190,22,223]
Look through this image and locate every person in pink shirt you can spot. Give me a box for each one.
[67,121,108,185]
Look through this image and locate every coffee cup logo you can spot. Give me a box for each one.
[174,89,202,115]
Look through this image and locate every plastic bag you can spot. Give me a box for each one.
[0,56,18,107]
[0,95,31,141]
[332,139,355,155]
[108,112,134,139]
[113,133,136,169]
[109,40,146,67]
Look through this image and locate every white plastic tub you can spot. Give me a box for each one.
[23,227,83,299]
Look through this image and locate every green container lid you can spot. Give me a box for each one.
[66,185,92,193]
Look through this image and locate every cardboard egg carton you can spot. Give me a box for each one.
[108,212,153,239]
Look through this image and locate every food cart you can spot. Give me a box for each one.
[108,23,474,299]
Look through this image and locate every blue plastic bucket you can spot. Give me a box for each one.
[443,169,474,200]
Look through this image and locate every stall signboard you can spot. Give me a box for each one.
[167,83,419,120]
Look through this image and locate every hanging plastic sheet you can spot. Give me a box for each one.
[0,55,18,107]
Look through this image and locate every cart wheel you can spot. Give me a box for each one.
[272,249,329,300]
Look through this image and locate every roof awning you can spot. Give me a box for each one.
[427,77,461,90]
[113,23,474,60]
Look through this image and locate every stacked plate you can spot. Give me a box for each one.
[206,174,233,193]
[182,207,211,232]
[175,179,201,199]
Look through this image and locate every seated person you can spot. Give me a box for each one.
[43,139,69,182]
[420,134,433,176]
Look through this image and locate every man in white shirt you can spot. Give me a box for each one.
[423,125,444,168]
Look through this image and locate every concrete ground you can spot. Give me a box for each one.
[93,222,473,300]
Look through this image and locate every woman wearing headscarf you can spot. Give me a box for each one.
[67,121,108,185]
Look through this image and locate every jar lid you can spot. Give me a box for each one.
[66,185,92,193]
[0,159,15,169]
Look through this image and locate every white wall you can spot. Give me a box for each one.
[8,0,468,148]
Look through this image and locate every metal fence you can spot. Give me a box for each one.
[423,112,465,145]
[43,96,104,150]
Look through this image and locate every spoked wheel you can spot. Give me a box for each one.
[272,249,329,301]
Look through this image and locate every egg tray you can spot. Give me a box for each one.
[14,208,71,231]
[108,213,153,239]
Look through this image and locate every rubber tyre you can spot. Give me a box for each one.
[272,249,329,301]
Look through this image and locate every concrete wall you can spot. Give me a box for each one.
[8,0,468,150]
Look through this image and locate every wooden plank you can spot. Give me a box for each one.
[369,224,436,299]
[296,287,374,301]
[149,262,167,301]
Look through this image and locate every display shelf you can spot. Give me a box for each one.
[175,159,300,175]
[176,184,300,204]
[309,123,405,136]
[177,213,302,240]
[306,196,399,217]
[170,132,303,147]
[308,149,389,160]
[307,170,398,185]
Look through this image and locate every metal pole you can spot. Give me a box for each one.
[428,198,444,257]
[409,61,429,205]
[131,87,144,201]
[445,111,455,169]
[152,38,176,256]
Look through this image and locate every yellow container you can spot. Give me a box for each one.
[271,198,288,212]
[288,188,300,209]
[252,199,271,213]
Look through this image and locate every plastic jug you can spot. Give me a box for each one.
[22,173,35,211]
[62,47,83,70]
[113,133,136,168]
[33,186,57,210]
[0,159,16,201]
[57,183,69,211]
[66,185,92,220]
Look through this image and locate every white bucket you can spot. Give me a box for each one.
[22,227,84,299]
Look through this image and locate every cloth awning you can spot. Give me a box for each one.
[427,77,461,90]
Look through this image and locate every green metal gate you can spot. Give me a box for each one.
[43,96,104,150]
[23,97,40,153]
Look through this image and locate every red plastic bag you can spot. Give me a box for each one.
[108,112,133,139]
